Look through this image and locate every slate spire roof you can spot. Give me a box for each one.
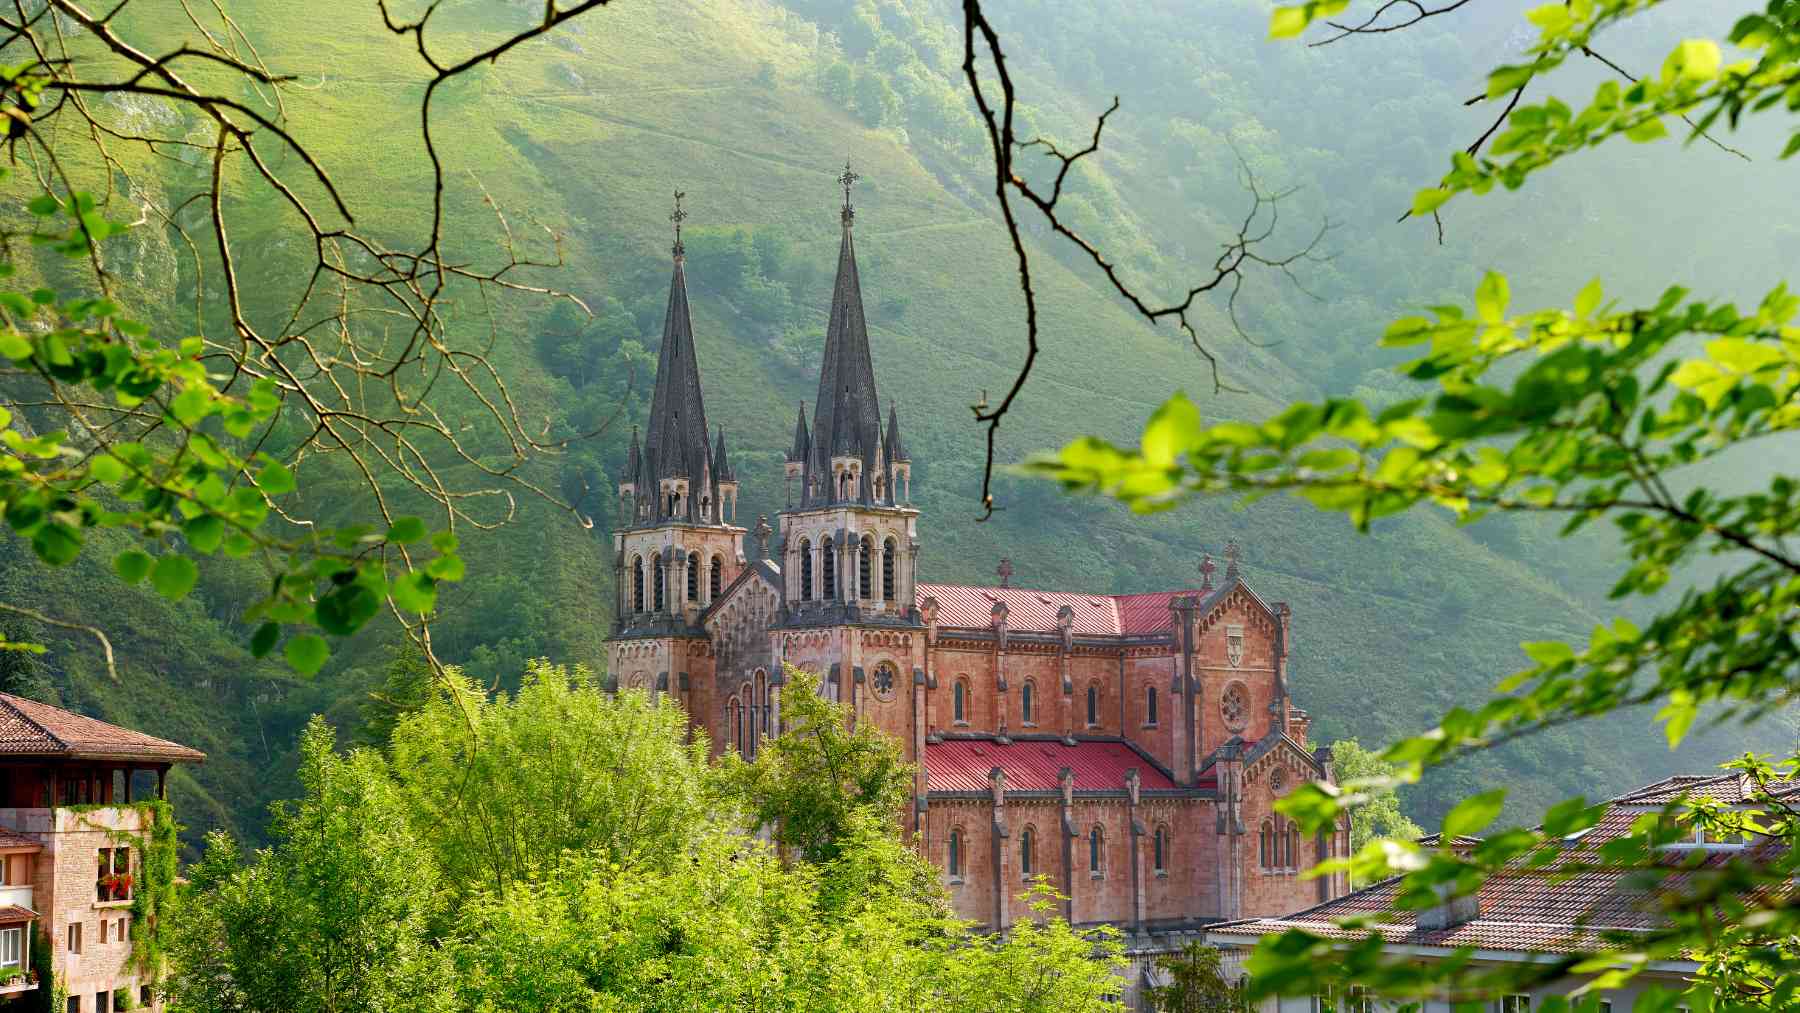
[637,243,719,525]
[625,426,642,486]
[883,401,908,462]
[713,426,735,483]
[788,402,810,463]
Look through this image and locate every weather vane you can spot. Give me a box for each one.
[838,162,859,225]
[670,190,688,258]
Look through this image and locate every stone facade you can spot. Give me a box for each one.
[604,185,1351,1006]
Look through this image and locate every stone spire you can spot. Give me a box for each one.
[883,401,908,462]
[640,192,714,523]
[713,426,735,482]
[625,425,642,485]
[809,163,883,504]
[788,402,810,463]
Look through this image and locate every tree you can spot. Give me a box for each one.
[354,642,437,751]
[164,718,455,1013]
[1022,0,1800,1004]
[1145,942,1249,1013]
[725,664,913,865]
[1329,738,1422,881]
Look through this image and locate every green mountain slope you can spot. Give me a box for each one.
[2,0,1780,846]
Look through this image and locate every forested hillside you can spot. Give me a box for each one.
[1,0,1784,847]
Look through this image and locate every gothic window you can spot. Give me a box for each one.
[756,670,772,736]
[822,537,836,598]
[726,697,741,754]
[1260,820,1272,868]
[953,680,968,724]
[653,558,665,612]
[882,538,896,600]
[799,539,813,601]
[1086,684,1099,727]
[872,663,896,702]
[1289,826,1301,869]
[1021,680,1035,724]
[1147,686,1159,726]
[710,555,724,599]
[1020,826,1035,877]
[1154,826,1168,873]
[632,556,645,612]
[1221,682,1249,731]
[686,553,699,602]
[859,536,873,599]
[1088,826,1104,876]
[948,829,963,879]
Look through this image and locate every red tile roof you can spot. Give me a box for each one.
[1209,775,1793,956]
[0,906,35,923]
[0,694,204,763]
[0,829,39,852]
[924,737,1197,792]
[916,583,1224,636]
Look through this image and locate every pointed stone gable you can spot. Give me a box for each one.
[809,222,883,497]
[713,427,735,482]
[884,401,909,462]
[643,256,714,517]
[788,402,810,463]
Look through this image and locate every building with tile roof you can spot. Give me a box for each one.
[1204,772,1792,1010]
[605,173,1348,1002]
[0,692,203,1011]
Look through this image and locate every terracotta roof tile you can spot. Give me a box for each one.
[925,737,1203,792]
[916,583,1237,636]
[0,905,35,923]
[0,829,40,852]
[0,694,203,763]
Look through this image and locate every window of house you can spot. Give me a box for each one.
[1086,685,1098,726]
[1260,821,1272,868]
[67,921,81,955]
[1289,826,1301,869]
[953,681,968,724]
[1146,686,1158,726]
[686,554,699,602]
[0,926,19,969]
[631,557,645,612]
[799,540,813,600]
[882,539,896,600]
[1020,827,1034,878]
[652,559,665,612]
[117,917,127,942]
[141,985,153,1008]
[1154,827,1167,873]
[1088,826,1103,876]
[97,847,130,902]
[948,830,963,881]
[822,537,836,598]
[1021,681,1034,724]
[1499,996,1532,1013]
[710,556,723,599]
[65,998,77,1013]
[858,536,873,599]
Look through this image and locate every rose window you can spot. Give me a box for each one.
[1221,683,1248,731]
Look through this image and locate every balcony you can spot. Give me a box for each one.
[0,886,30,912]
[0,972,35,996]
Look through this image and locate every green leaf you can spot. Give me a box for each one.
[31,524,80,566]
[26,195,57,216]
[1442,788,1507,839]
[256,459,295,496]
[1475,272,1510,323]
[1625,117,1669,143]
[284,634,329,676]
[168,386,213,427]
[425,553,464,582]
[390,571,437,614]
[249,621,279,659]
[113,549,152,584]
[150,555,199,601]
[0,331,29,361]
[1140,393,1200,468]
[1664,38,1721,82]
[1574,278,1603,318]
[183,514,225,554]
[315,581,381,636]
[385,516,428,544]
[1521,640,1574,666]
[1410,187,1451,216]
[88,454,126,483]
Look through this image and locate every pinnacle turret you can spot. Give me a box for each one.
[714,426,735,483]
[883,402,908,463]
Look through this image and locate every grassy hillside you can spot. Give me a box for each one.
[0,0,1781,846]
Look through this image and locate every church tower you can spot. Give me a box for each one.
[771,166,924,728]
[609,194,746,701]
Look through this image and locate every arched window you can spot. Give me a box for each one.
[710,555,723,599]
[953,680,968,724]
[882,538,897,600]
[1154,826,1167,872]
[726,697,741,753]
[756,669,772,736]
[1088,826,1104,876]
[1021,680,1035,724]
[1147,686,1159,726]
[822,537,836,598]
[1021,826,1035,877]
[858,536,873,599]
[1289,826,1301,869]
[1086,684,1098,726]
[799,539,813,601]
[653,557,665,612]
[948,829,963,878]
[631,556,645,612]
[686,553,699,602]
[1260,821,1272,868]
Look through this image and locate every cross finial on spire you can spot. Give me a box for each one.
[670,190,688,259]
[997,558,1013,587]
[838,161,859,226]
[1199,553,1216,590]
[1224,540,1241,581]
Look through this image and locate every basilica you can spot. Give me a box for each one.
[605,173,1349,955]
